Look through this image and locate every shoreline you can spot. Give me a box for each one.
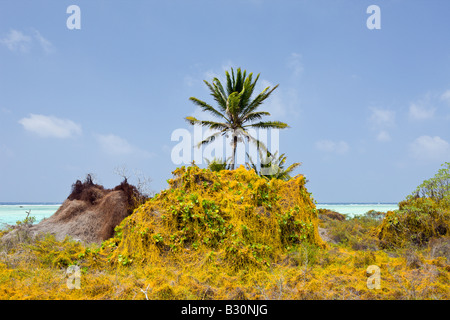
[0,201,400,207]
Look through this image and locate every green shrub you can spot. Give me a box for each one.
[378,199,450,249]
[378,162,450,249]
[411,162,450,202]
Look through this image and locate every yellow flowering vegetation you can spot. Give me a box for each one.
[0,165,449,299]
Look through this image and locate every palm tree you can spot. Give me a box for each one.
[205,157,230,172]
[246,150,301,181]
[185,67,289,169]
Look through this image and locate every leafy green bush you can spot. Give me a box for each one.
[411,162,450,203]
[205,157,230,172]
[378,198,449,248]
[378,162,450,249]
[15,210,36,227]
[246,150,301,181]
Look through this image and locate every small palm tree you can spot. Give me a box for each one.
[205,157,230,172]
[185,67,289,169]
[246,150,301,181]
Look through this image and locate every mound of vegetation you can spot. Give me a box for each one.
[378,162,450,249]
[1,174,149,245]
[67,174,147,215]
[2,167,449,300]
[100,165,325,271]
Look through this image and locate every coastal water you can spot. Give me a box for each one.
[0,202,398,229]
[0,203,61,228]
[316,203,398,217]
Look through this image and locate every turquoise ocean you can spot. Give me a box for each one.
[0,203,61,228]
[0,202,399,229]
[315,203,398,216]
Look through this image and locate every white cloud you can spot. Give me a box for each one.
[410,135,450,162]
[0,29,54,54]
[440,90,450,105]
[32,29,54,54]
[183,75,197,87]
[95,133,152,158]
[287,53,303,77]
[369,107,395,142]
[96,134,133,155]
[315,140,349,155]
[369,107,395,127]
[408,103,435,120]
[0,29,31,52]
[376,130,391,142]
[19,114,82,138]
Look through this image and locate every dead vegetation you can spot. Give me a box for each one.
[1,174,148,245]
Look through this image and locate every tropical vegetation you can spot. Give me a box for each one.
[185,67,289,169]
[0,69,449,301]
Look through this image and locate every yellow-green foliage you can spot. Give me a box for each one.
[320,211,384,251]
[378,198,450,249]
[379,162,450,249]
[1,166,449,300]
[1,232,449,300]
[101,165,325,271]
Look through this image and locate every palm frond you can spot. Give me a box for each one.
[239,129,268,153]
[243,84,279,116]
[188,97,229,121]
[245,151,258,173]
[202,80,227,112]
[284,162,302,175]
[226,91,243,120]
[185,117,230,131]
[226,69,234,95]
[246,120,289,129]
[194,131,223,148]
[212,78,228,111]
[235,68,244,93]
[205,157,231,171]
[248,149,301,181]
[242,111,271,123]
[240,73,259,109]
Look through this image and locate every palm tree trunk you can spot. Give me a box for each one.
[231,135,238,170]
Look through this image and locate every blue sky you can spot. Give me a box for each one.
[1,0,450,203]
